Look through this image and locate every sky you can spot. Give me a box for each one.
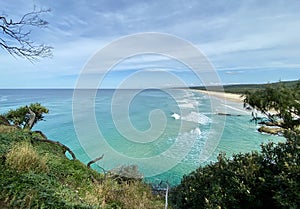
[0,0,300,88]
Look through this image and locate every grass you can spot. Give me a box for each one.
[6,141,48,173]
[0,125,165,208]
[0,124,16,133]
[83,179,163,209]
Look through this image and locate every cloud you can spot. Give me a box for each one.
[1,0,300,88]
[225,71,244,75]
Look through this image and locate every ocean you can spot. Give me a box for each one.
[0,89,282,185]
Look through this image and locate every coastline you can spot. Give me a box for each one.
[193,89,280,120]
[194,90,245,103]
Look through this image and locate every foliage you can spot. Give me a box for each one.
[191,80,300,94]
[84,179,163,209]
[5,141,48,173]
[171,83,300,208]
[170,131,300,209]
[0,124,16,133]
[5,103,49,129]
[0,123,164,208]
[110,164,144,181]
[243,82,300,130]
[0,115,10,125]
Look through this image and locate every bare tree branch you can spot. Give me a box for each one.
[87,154,104,168]
[33,137,77,160]
[0,7,53,61]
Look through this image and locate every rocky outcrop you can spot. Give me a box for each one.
[217,113,241,116]
[258,125,284,135]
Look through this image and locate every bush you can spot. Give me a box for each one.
[0,125,164,208]
[84,178,163,209]
[5,103,49,129]
[6,141,48,173]
[0,124,16,133]
[170,131,300,209]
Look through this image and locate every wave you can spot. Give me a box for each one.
[181,111,211,125]
[223,104,248,114]
[0,96,8,102]
[190,127,201,135]
[176,98,199,109]
[171,113,181,120]
[178,103,195,109]
[161,126,203,160]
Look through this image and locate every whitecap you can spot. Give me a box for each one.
[178,103,195,109]
[181,111,211,125]
[223,104,248,114]
[0,96,8,102]
[171,113,181,120]
[176,98,199,109]
[190,127,201,135]
[160,127,203,162]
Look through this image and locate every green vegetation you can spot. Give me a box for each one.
[5,141,48,173]
[191,79,300,94]
[170,131,299,209]
[0,125,164,208]
[170,84,300,209]
[1,82,300,208]
[244,82,300,130]
[4,103,49,130]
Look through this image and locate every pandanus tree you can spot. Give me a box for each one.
[4,103,49,130]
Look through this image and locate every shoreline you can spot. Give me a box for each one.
[193,89,280,117]
[194,90,245,103]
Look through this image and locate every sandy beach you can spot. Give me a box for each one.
[195,90,245,103]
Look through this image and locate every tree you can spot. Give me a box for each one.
[170,132,300,209]
[243,82,300,130]
[0,7,52,61]
[170,84,300,209]
[4,103,49,130]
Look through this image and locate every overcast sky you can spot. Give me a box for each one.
[1,0,300,88]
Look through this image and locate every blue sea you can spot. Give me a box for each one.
[0,89,282,185]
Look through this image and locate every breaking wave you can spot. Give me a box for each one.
[181,111,211,125]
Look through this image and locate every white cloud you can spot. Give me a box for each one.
[1,0,300,87]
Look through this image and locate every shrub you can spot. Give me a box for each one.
[170,131,300,209]
[84,178,163,209]
[5,141,48,173]
[5,103,49,129]
[0,124,16,133]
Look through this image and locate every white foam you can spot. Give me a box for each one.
[176,98,199,109]
[190,127,201,135]
[223,104,248,114]
[178,103,195,108]
[161,127,202,160]
[171,113,181,120]
[181,111,211,125]
[0,96,8,102]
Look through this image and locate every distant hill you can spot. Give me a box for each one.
[191,80,300,94]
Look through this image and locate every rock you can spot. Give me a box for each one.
[217,113,241,116]
[258,125,284,135]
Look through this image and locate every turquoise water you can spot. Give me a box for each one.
[0,89,282,185]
